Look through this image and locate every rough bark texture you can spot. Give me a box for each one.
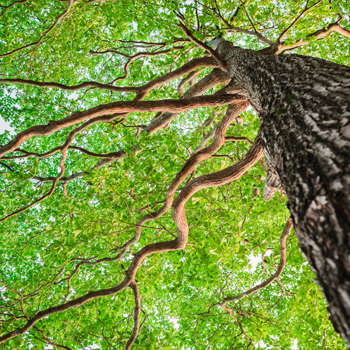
[217,41,350,346]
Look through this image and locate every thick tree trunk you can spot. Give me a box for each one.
[220,43,350,345]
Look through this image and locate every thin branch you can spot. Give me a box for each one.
[0,161,14,172]
[91,46,185,84]
[136,201,165,213]
[221,305,253,345]
[32,326,73,350]
[178,70,202,97]
[119,38,189,46]
[211,154,234,163]
[223,25,275,45]
[0,56,215,96]
[125,281,141,350]
[0,0,74,58]
[225,136,253,145]
[224,218,293,303]
[278,19,350,52]
[0,0,29,20]
[201,1,274,46]
[0,78,139,93]
[278,0,323,41]
[230,5,241,22]
[240,1,257,33]
[0,151,67,223]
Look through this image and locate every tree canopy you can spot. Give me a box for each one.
[0,0,349,349]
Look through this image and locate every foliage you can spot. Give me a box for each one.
[0,0,349,348]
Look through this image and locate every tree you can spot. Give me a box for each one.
[0,0,349,349]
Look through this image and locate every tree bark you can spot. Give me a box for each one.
[219,42,350,346]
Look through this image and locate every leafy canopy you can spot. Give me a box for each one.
[0,0,349,349]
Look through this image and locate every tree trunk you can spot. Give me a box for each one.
[220,43,350,346]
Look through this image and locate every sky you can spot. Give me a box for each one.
[0,115,14,134]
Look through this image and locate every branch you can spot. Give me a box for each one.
[225,136,253,145]
[22,69,229,186]
[203,1,274,46]
[119,38,189,46]
[0,161,14,172]
[240,0,257,33]
[0,56,216,97]
[278,0,324,42]
[211,154,234,163]
[172,133,263,245]
[178,22,228,71]
[223,25,275,45]
[1,57,217,163]
[0,0,29,20]
[32,326,73,350]
[278,19,350,52]
[229,5,241,22]
[90,46,184,58]
[0,0,74,58]
[144,69,230,134]
[0,118,262,345]
[0,70,230,220]
[221,305,253,345]
[0,78,139,93]
[0,278,130,343]
[136,56,217,99]
[125,281,141,350]
[0,151,67,223]
[224,217,293,303]
[106,100,249,264]
[91,46,185,84]
[200,218,292,346]
[0,93,240,158]
[177,70,201,97]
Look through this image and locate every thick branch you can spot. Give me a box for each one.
[144,69,230,134]
[178,23,228,71]
[21,69,229,185]
[0,93,241,158]
[105,100,249,264]
[171,134,263,245]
